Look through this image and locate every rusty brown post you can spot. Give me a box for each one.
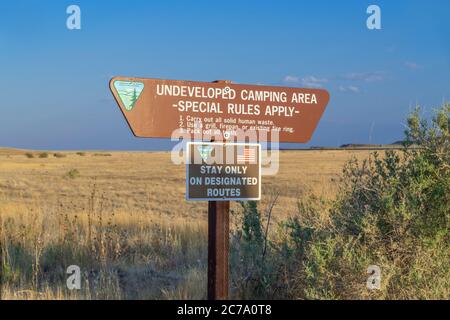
[207,79,231,300]
[207,200,230,300]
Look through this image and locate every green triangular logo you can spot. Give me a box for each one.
[114,80,144,111]
[197,145,214,162]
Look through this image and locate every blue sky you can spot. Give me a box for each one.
[0,0,449,150]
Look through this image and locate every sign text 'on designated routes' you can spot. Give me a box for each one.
[186,142,261,201]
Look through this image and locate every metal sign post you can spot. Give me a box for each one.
[208,80,229,300]
[208,200,230,300]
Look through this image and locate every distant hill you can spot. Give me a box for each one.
[309,142,406,150]
[0,147,28,155]
[339,143,402,148]
[391,140,407,146]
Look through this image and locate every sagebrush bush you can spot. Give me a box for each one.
[231,201,277,299]
[233,103,449,300]
[66,169,80,179]
[53,153,66,158]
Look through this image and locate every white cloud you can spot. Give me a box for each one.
[342,71,385,82]
[339,85,360,93]
[283,75,328,88]
[404,61,422,70]
[282,75,302,85]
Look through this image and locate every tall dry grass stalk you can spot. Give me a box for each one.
[0,186,208,300]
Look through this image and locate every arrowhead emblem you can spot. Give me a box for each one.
[113,80,144,111]
[197,145,214,162]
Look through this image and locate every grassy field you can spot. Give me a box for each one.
[0,148,372,299]
[2,106,447,300]
[0,149,374,220]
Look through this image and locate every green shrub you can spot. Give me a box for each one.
[76,152,86,156]
[93,153,111,157]
[65,169,80,179]
[53,153,66,158]
[231,200,290,299]
[24,153,34,159]
[233,103,449,300]
[38,152,48,158]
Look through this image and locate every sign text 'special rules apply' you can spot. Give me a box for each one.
[110,77,330,143]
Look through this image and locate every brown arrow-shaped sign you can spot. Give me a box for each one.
[110,76,330,143]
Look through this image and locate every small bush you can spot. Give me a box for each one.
[25,153,34,158]
[65,169,80,179]
[53,153,66,158]
[93,153,112,157]
[231,201,284,299]
[76,152,86,156]
[38,152,48,158]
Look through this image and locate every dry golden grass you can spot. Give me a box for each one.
[0,149,373,300]
[0,149,372,220]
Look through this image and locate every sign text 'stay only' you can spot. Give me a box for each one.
[187,142,261,201]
